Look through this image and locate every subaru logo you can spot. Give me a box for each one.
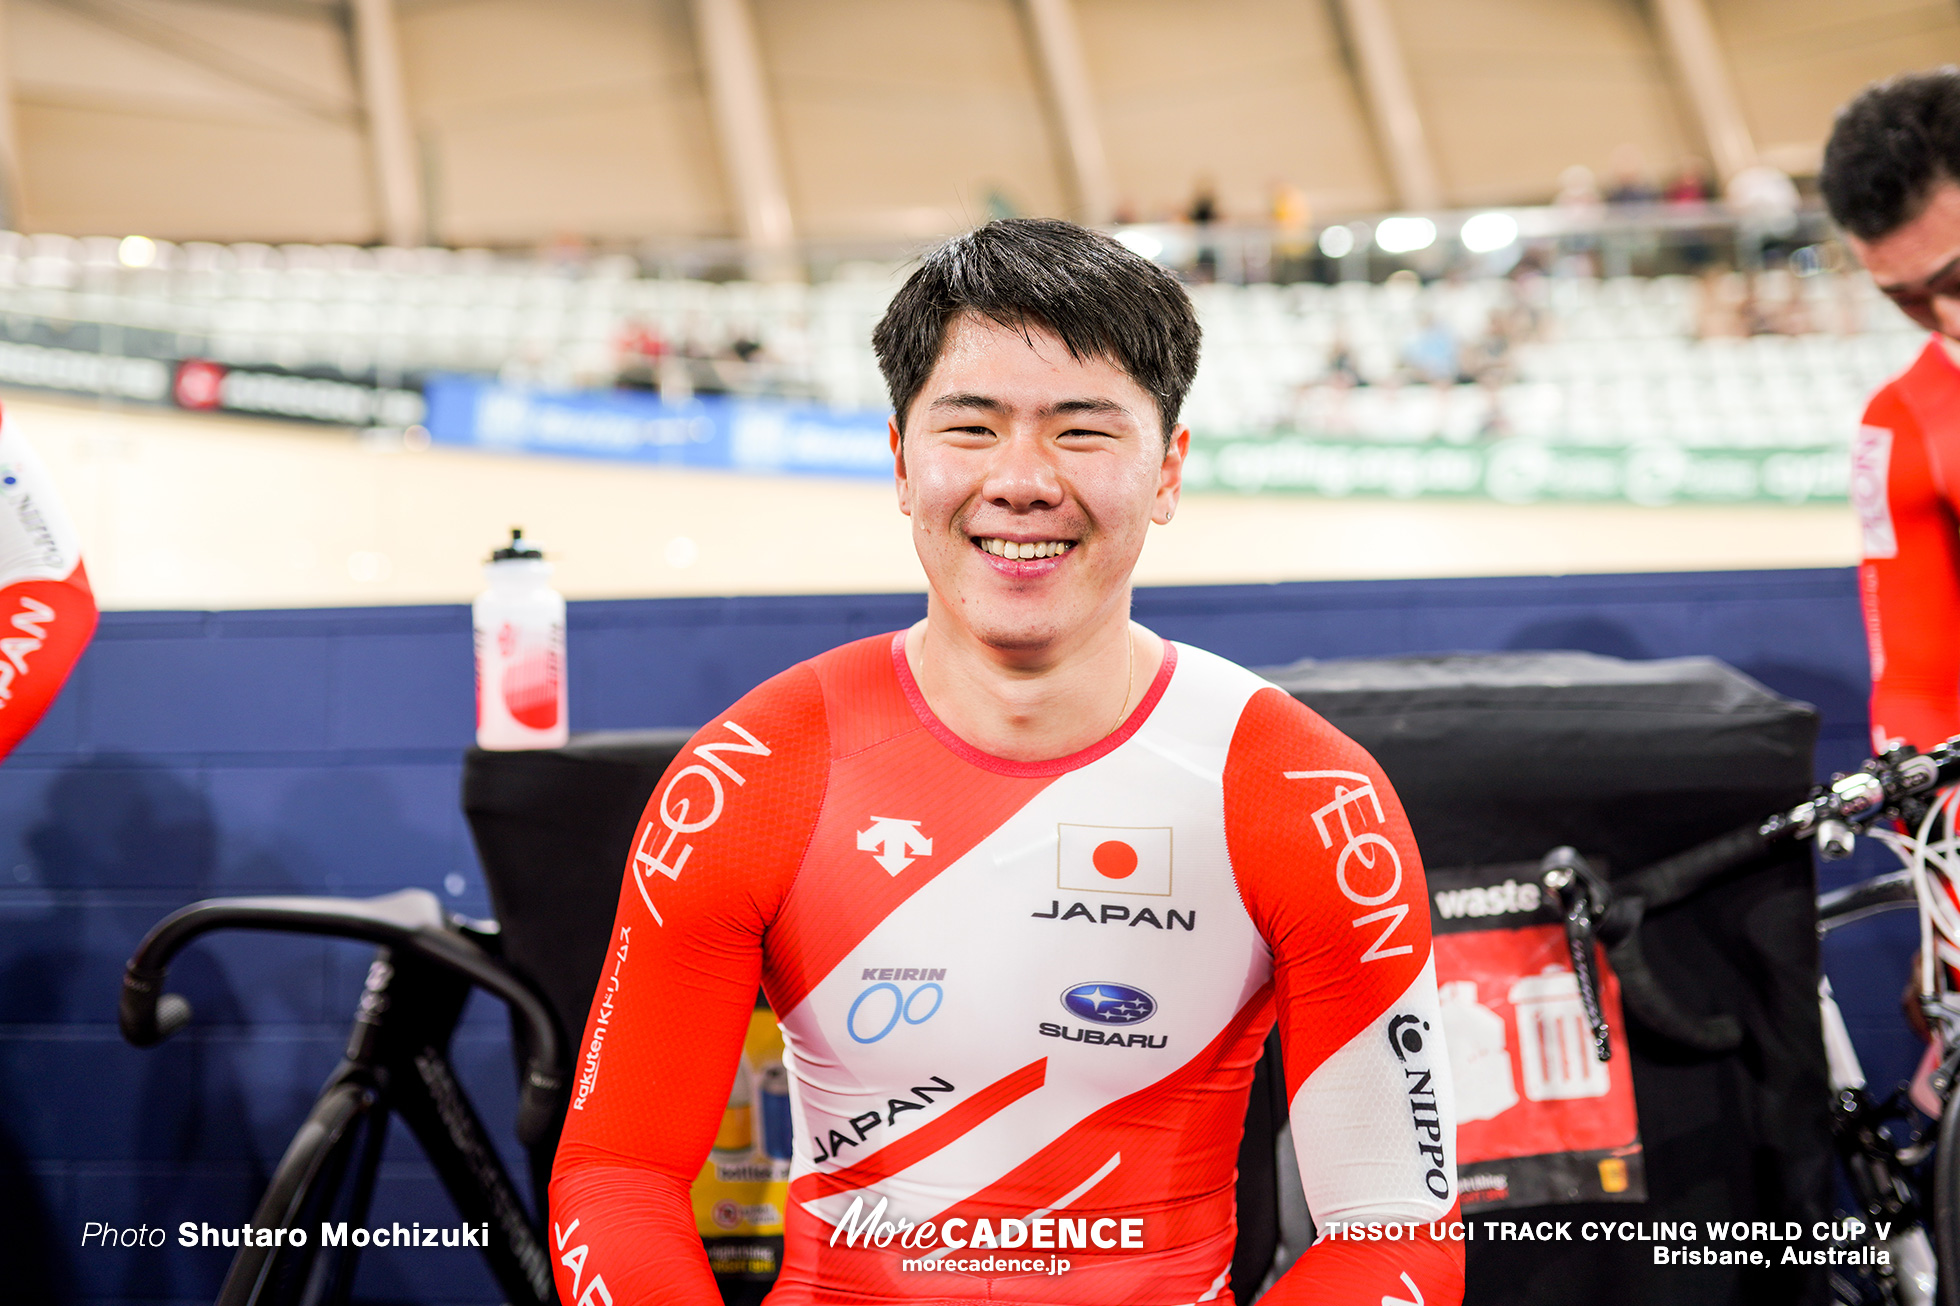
[1061,982,1156,1026]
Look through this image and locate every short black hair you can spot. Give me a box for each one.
[1821,67,1960,240]
[872,218,1201,446]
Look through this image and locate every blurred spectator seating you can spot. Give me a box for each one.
[0,231,1921,450]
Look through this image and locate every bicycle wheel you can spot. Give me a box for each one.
[217,1078,389,1306]
[1935,1108,1960,1306]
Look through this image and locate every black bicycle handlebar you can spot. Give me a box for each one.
[119,889,565,1148]
[1534,730,1960,1062]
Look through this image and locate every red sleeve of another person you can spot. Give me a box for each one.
[0,409,97,761]
[549,664,829,1306]
[1859,384,1960,751]
[1225,687,1464,1306]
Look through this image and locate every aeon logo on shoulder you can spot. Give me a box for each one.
[1282,769,1414,965]
[1061,982,1156,1026]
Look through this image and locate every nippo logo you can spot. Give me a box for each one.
[1057,824,1171,897]
[1387,1013,1429,1062]
[1060,982,1156,1026]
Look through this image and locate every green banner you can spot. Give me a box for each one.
[1182,436,1850,506]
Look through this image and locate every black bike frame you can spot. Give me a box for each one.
[120,891,564,1306]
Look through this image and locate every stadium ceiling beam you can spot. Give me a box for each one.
[1334,0,1442,211]
[1020,0,1113,226]
[0,0,23,229]
[1649,0,1756,182]
[692,0,796,278]
[348,0,426,248]
[49,0,357,124]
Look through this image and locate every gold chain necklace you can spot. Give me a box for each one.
[1110,628,1135,736]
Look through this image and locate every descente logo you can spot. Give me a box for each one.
[1433,879,1542,920]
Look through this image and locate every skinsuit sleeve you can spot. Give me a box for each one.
[0,407,96,760]
[1858,385,1960,751]
[549,664,829,1306]
[1224,686,1465,1305]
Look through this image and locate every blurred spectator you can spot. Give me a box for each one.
[1665,155,1718,204]
[615,318,668,392]
[1726,164,1801,223]
[1189,177,1221,282]
[1695,269,1748,338]
[1553,166,1604,276]
[1270,181,1312,283]
[1604,144,1659,205]
[541,230,590,274]
[1554,165,1604,214]
[1693,269,1810,338]
[1325,334,1364,387]
[1666,155,1722,269]
[1188,178,1219,226]
[1466,310,1517,439]
[1464,310,1516,384]
[1402,314,1462,385]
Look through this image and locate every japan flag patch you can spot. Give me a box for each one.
[1058,824,1173,897]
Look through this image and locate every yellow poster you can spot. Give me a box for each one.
[692,1007,792,1277]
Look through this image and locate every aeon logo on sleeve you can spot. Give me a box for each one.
[1060,982,1156,1026]
[630,719,771,925]
[1282,769,1413,965]
[1057,824,1172,896]
[0,594,56,707]
[858,816,932,876]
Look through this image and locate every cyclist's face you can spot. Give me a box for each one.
[1849,182,1960,339]
[892,313,1186,656]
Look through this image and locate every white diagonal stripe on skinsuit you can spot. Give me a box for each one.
[1178,1264,1232,1305]
[782,646,1277,1232]
[917,1152,1123,1265]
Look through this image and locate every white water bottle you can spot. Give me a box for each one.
[473,529,568,750]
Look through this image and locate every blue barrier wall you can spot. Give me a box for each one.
[0,567,1890,1305]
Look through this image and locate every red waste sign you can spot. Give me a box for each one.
[1429,862,1645,1209]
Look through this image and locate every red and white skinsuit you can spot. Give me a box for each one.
[1858,339,1960,752]
[550,634,1463,1306]
[0,406,95,759]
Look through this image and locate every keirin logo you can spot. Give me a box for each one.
[631,720,771,924]
[1283,769,1412,964]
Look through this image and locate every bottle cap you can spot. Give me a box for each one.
[490,528,544,562]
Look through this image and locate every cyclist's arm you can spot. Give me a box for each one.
[549,665,828,1306]
[0,410,96,760]
[1225,687,1464,1305]
[1858,391,1960,751]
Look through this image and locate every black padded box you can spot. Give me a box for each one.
[1264,651,1827,1306]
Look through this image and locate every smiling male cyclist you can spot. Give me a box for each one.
[549,218,1462,1306]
